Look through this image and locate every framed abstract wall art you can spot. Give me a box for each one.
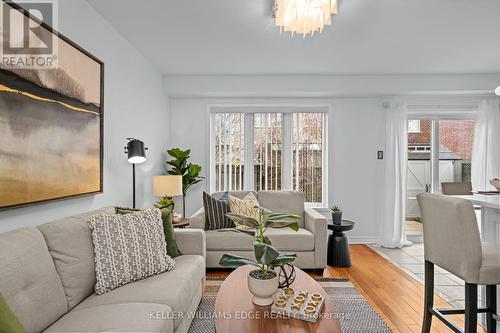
[0,1,104,210]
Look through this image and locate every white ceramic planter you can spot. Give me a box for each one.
[247,270,279,306]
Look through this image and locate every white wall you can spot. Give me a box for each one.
[0,0,169,232]
[168,97,386,243]
[166,74,500,243]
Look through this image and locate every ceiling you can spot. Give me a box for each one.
[87,0,500,75]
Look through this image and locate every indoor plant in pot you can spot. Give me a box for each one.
[219,208,301,306]
[165,148,204,218]
[330,205,343,225]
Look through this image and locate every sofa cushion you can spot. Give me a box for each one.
[206,228,314,251]
[203,191,233,230]
[74,255,205,329]
[228,192,261,224]
[0,228,68,333]
[43,303,173,333]
[213,191,256,200]
[89,208,176,295]
[116,206,181,258]
[36,207,115,309]
[257,191,305,227]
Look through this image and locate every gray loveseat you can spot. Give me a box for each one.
[190,191,327,271]
[0,207,206,333]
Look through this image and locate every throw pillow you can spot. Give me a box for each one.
[228,192,261,227]
[89,208,175,295]
[0,293,25,333]
[115,206,181,258]
[203,191,234,230]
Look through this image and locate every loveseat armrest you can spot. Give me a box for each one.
[189,207,205,229]
[304,208,327,268]
[174,229,206,260]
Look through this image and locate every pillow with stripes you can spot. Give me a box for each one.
[203,191,234,230]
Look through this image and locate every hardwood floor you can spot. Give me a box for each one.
[207,245,486,333]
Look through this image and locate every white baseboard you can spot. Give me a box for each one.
[348,237,378,244]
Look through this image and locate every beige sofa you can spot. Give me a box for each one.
[0,207,206,333]
[190,191,327,271]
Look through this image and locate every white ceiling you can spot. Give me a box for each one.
[87,0,500,75]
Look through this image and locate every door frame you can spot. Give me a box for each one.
[407,109,477,196]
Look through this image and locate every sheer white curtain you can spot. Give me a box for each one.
[472,99,500,191]
[378,101,412,248]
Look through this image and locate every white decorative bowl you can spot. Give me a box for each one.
[490,178,500,191]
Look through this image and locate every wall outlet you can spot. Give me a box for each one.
[377,151,384,159]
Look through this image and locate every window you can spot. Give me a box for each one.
[408,120,421,133]
[254,113,282,191]
[292,113,324,203]
[210,109,327,206]
[213,113,245,191]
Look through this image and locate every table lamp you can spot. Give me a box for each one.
[153,175,183,214]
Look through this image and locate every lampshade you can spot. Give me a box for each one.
[126,139,146,164]
[495,86,500,96]
[153,175,183,197]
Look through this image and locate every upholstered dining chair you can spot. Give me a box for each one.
[417,193,499,333]
[441,182,473,195]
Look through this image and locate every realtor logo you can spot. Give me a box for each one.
[0,0,58,69]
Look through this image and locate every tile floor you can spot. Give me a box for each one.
[370,243,487,325]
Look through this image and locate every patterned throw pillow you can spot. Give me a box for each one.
[89,208,175,295]
[115,206,181,258]
[228,192,261,228]
[203,191,234,230]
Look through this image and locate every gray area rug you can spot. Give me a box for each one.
[188,277,392,333]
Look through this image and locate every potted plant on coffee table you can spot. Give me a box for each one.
[219,208,301,306]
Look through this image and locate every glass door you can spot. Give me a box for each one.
[438,119,475,192]
[406,118,476,219]
[407,119,432,218]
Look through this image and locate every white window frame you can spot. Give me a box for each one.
[208,104,330,207]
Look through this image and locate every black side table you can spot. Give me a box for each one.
[327,220,355,268]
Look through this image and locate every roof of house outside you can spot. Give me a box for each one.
[408,144,462,161]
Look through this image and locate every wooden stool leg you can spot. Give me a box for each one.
[486,285,497,333]
[422,260,434,333]
[465,283,478,333]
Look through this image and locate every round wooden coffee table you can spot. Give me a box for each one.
[214,265,341,333]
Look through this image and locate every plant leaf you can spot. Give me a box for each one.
[262,235,272,245]
[271,252,297,267]
[225,213,259,228]
[253,241,279,266]
[217,228,256,238]
[265,220,300,231]
[219,254,258,268]
[266,213,301,221]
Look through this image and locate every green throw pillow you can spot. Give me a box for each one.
[115,206,181,258]
[0,294,25,333]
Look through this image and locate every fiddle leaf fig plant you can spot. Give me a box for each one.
[219,207,301,279]
[166,148,204,218]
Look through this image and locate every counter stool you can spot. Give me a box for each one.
[417,193,500,333]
